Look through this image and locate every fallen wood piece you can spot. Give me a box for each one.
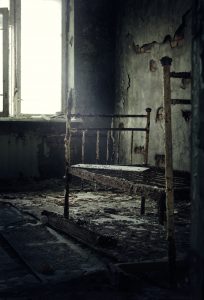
[42,210,117,250]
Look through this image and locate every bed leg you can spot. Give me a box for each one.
[64,172,71,219]
[81,179,84,191]
[158,193,166,225]
[140,196,146,215]
[64,186,69,219]
[94,182,98,191]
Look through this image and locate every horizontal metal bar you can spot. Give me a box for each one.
[171,99,191,105]
[69,114,147,118]
[70,128,147,132]
[170,72,191,79]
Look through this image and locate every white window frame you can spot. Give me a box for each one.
[0,8,9,117]
[0,0,75,119]
[1,0,73,119]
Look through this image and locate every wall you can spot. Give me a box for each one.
[0,120,65,179]
[115,0,192,171]
[191,0,204,298]
[0,0,117,181]
[75,0,116,114]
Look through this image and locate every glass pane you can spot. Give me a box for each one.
[0,12,3,29]
[0,14,3,112]
[21,0,62,114]
[0,0,9,9]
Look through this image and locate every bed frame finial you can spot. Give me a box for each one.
[160,56,172,66]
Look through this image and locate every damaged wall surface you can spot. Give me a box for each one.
[0,121,65,179]
[115,0,192,171]
[75,0,116,114]
[191,0,204,298]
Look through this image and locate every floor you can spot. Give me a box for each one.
[0,180,191,299]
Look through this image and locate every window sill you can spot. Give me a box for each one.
[0,115,83,123]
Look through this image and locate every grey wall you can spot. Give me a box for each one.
[0,121,65,179]
[115,0,192,170]
[75,0,116,114]
[0,0,193,180]
[0,0,117,181]
[191,0,204,298]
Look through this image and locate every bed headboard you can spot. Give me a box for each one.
[65,108,152,167]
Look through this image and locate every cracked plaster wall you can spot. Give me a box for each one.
[116,0,192,171]
[191,0,204,298]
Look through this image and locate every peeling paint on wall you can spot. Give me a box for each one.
[115,0,192,171]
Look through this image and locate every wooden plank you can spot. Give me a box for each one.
[42,211,118,261]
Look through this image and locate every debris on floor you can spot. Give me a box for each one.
[0,182,191,299]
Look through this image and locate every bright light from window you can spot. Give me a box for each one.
[0,0,9,8]
[21,0,62,115]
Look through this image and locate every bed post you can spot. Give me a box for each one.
[160,56,176,283]
[144,108,152,165]
[64,89,73,219]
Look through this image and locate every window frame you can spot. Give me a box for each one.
[0,0,69,119]
[0,8,9,117]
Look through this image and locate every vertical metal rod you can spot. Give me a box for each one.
[64,89,73,219]
[160,56,176,282]
[140,196,145,215]
[130,130,134,165]
[117,131,121,164]
[106,131,110,164]
[144,108,152,165]
[96,130,100,164]
[81,130,86,164]
[110,117,115,163]
[81,130,86,190]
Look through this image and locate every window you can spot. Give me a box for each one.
[0,0,66,118]
[0,0,10,9]
[21,0,62,115]
[0,8,9,117]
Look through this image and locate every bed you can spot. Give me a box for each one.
[63,106,190,224]
[63,56,191,277]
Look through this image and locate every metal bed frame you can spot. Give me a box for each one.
[64,107,152,218]
[64,57,191,278]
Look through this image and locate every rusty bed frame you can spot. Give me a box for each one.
[64,108,152,218]
[64,57,191,274]
[64,111,190,223]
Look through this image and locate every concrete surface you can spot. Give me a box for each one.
[115,0,192,171]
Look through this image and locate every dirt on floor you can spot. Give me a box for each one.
[0,180,191,299]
